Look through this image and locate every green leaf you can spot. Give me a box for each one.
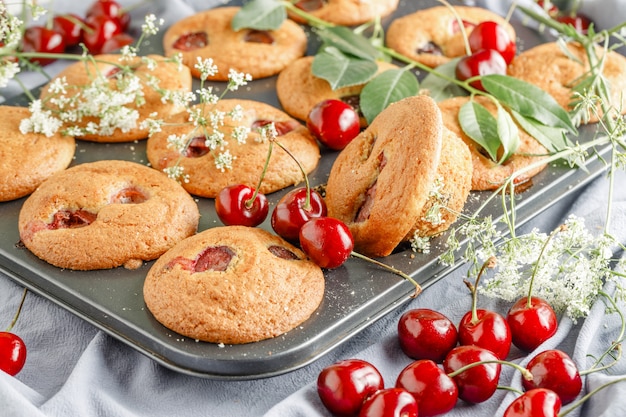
[316,26,380,61]
[495,104,520,163]
[312,47,379,89]
[231,0,286,31]
[458,101,502,162]
[481,74,577,134]
[360,69,419,124]
[420,59,467,102]
[510,110,573,153]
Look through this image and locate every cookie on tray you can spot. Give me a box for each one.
[507,41,626,123]
[147,99,320,198]
[18,160,199,271]
[289,0,399,26]
[0,106,75,202]
[143,225,325,344]
[386,6,516,68]
[163,6,307,81]
[276,56,399,127]
[325,95,472,258]
[39,54,192,143]
[438,96,549,191]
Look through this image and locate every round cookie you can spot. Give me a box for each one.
[438,96,549,191]
[325,95,472,257]
[289,0,399,26]
[18,160,200,270]
[162,7,307,81]
[276,56,399,127]
[143,226,325,344]
[386,6,516,68]
[0,106,75,202]
[39,54,192,142]
[147,99,320,198]
[507,41,626,124]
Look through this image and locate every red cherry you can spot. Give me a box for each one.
[271,187,327,242]
[299,217,354,269]
[100,32,134,53]
[522,349,582,405]
[504,388,562,417]
[443,345,501,404]
[458,308,512,360]
[0,332,27,376]
[507,296,558,352]
[468,21,516,64]
[395,359,458,417]
[21,26,66,66]
[397,308,458,363]
[52,14,84,47]
[215,184,269,227]
[317,359,384,417]
[86,0,130,31]
[556,14,592,34]
[456,49,507,91]
[306,99,361,151]
[82,14,123,54]
[358,388,418,417]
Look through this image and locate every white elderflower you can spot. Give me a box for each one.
[166,134,189,153]
[231,125,250,144]
[195,57,218,80]
[410,234,431,254]
[141,14,163,36]
[0,60,20,88]
[196,87,218,105]
[256,122,277,143]
[205,130,226,150]
[19,100,62,137]
[163,165,189,183]
[214,150,235,172]
[227,69,252,91]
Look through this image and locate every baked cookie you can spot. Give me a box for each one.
[507,41,626,123]
[438,96,549,191]
[325,95,472,257]
[0,106,75,202]
[289,0,399,26]
[276,56,399,127]
[143,226,325,344]
[386,6,516,68]
[18,160,199,270]
[39,54,191,143]
[147,99,320,198]
[163,7,307,81]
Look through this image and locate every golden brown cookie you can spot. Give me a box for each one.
[276,56,399,127]
[386,6,516,68]
[163,7,307,81]
[325,95,471,257]
[0,106,75,202]
[143,226,325,344]
[18,160,199,270]
[289,0,399,26]
[507,41,626,123]
[39,54,192,142]
[438,96,549,191]
[147,99,320,198]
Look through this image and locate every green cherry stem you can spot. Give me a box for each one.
[446,358,533,382]
[5,288,28,333]
[350,251,422,298]
[271,137,314,211]
[558,376,626,417]
[464,257,497,324]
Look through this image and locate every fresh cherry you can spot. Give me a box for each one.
[215,184,269,227]
[317,358,384,417]
[100,32,134,53]
[358,388,418,417]
[456,49,507,91]
[299,217,354,269]
[86,0,130,32]
[21,26,66,66]
[458,308,512,360]
[395,359,458,417]
[556,14,592,34]
[271,187,327,242]
[507,296,557,352]
[443,345,501,404]
[468,21,516,65]
[52,14,84,47]
[397,308,458,363]
[0,332,27,376]
[503,388,561,417]
[522,349,582,405]
[306,99,361,151]
[82,13,123,54]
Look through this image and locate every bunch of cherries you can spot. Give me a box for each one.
[21,0,133,66]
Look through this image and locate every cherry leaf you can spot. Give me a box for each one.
[312,47,378,89]
[231,0,286,31]
[360,68,419,124]
[315,26,380,61]
[420,59,467,102]
[510,109,573,153]
[481,74,577,134]
[496,104,520,163]
[459,100,501,162]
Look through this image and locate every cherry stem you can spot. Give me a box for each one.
[526,224,566,308]
[558,376,626,417]
[497,385,524,395]
[245,140,274,209]
[437,0,471,56]
[271,138,313,211]
[464,257,496,325]
[446,358,533,381]
[350,251,422,298]
[5,288,28,333]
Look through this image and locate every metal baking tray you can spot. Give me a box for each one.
[0,0,611,379]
